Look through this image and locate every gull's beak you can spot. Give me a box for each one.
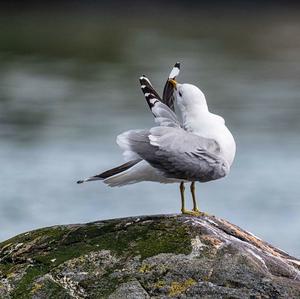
[168,79,177,90]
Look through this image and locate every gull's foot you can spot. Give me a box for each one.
[181,209,202,216]
[192,208,210,217]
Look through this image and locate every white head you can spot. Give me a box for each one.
[171,82,208,112]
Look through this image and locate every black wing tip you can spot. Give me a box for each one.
[77,180,84,184]
[145,97,159,109]
[139,74,147,81]
[99,160,141,179]
[139,77,156,97]
[174,62,180,68]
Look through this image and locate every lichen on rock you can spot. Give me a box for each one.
[0,214,300,298]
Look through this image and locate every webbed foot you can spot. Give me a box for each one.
[181,209,202,216]
[192,208,210,217]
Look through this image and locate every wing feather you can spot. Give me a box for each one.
[139,62,181,126]
[139,76,180,127]
[123,127,229,182]
[162,62,180,111]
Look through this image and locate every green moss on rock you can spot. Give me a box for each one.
[1,214,300,298]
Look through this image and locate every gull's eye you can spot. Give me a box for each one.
[179,91,182,97]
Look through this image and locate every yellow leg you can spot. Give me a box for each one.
[181,182,198,216]
[191,182,200,213]
[190,182,209,216]
[180,182,186,213]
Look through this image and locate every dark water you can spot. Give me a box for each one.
[1,11,300,256]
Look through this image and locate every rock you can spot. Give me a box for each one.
[0,214,300,298]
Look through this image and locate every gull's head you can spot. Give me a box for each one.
[168,80,208,111]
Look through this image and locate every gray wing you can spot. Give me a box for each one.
[124,126,229,182]
[139,76,180,128]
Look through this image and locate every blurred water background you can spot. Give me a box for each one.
[1,3,300,256]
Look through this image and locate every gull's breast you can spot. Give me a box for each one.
[185,118,236,167]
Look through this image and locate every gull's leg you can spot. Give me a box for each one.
[190,182,209,216]
[191,182,200,213]
[180,182,186,213]
[180,182,196,215]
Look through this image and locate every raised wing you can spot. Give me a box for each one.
[122,126,229,182]
[139,62,180,114]
[162,62,180,111]
[139,75,180,128]
[139,75,161,100]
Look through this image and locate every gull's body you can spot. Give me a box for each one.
[106,86,235,187]
[77,63,236,214]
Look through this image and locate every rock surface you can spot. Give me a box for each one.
[0,214,300,298]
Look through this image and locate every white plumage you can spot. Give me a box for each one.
[103,82,235,187]
[77,63,236,215]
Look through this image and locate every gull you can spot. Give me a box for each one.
[77,63,236,215]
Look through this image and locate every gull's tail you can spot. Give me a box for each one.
[77,159,142,185]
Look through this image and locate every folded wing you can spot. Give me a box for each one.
[121,126,229,182]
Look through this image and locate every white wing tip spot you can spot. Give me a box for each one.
[169,66,180,79]
[140,76,151,84]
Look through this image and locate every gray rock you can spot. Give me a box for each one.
[0,214,299,298]
[108,280,150,299]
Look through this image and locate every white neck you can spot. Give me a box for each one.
[178,103,209,129]
[178,104,236,166]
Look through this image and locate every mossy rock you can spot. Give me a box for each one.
[0,214,300,298]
